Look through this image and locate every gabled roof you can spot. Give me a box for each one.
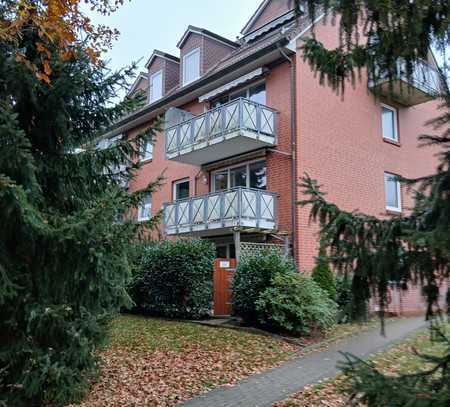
[127,72,148,97]
[144,50,180,69]
[177,25,238,49]
[241,0,298,36]
[241,0,271,35]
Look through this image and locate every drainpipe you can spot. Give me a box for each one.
[277,44,298,266]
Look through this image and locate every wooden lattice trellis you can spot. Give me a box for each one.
[240,242,289,259]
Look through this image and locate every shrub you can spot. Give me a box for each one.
[232,252,296,324]
[256,273,337,335]
[336,276,367,323]
[132,239,215,319]
[312,247,336,300]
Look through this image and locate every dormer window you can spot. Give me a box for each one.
[149,70,163,102]
[183,48,200,85]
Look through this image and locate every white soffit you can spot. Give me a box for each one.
[198,68,264,102]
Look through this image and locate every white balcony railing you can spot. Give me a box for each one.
[164,187,277,235]
[369,59,440,105]
[165,98,277,165]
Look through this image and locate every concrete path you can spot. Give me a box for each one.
[182,317,427,407]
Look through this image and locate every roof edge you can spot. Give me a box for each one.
[177,25,239,49]
[145,50,180,69]
[241,0,270,35]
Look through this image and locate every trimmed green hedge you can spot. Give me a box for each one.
[130,239,215,319]
[232,252,296,324]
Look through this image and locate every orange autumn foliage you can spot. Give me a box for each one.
[0,0,125,83]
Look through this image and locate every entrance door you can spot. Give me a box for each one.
[213,258,236,316]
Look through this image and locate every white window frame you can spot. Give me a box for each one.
[381,104,399,142]
[138,194,152,221]
[182,47,201,86]
[384,172,402,212]
[211,159,266,192]
[149,70,163,103]
[173,178,190,201]
[140,140,153,162]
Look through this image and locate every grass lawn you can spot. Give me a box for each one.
[276,324,448,407]
[70,315,396,407]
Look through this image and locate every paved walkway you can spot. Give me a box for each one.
[182,317,427,407]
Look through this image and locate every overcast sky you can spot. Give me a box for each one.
[88,0,262,74]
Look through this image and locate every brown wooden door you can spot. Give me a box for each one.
[213,258,236,316]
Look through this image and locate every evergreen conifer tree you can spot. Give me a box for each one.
[0,2,160,405]
[296,0,450,404]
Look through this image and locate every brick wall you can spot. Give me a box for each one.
[180,32,235,80]
[164,59,180,93]
[294,19,441,315]
[202,36,236,74]
[266,62,293,236]
[147,56,180,98]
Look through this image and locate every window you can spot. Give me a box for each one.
[149,70,163,102]
[381,104,398,142]
[211,82,266,108]
[215,243,236,259]
[138,194,152,221]
[173,179,190,200]
[384,172,401,212]
[183,48,200,85]
[249,161,267,189]
[212,160,267,192]
[140,140,153,161]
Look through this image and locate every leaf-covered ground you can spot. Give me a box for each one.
[275,324,447,407]
[68,315,393,407]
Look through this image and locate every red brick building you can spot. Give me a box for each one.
[106,0,442,315]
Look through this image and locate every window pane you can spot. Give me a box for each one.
[183,49,200,84]
[385,173,399,209]
[382,106,397,140]
[230,166,247,188]
[230,89,247,101]
[249,161,267,190]
[214,171,228,191]
[249,83,266,105]
[229,244,236,259]
[211,96,229,109]
[175,181,189,200]
[150,71,163,102]
[139,194,152,219]
[140,141,152,161]
[216,245,227,258]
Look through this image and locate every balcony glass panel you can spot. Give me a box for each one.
[164,187,277,235]
[165,98,277,165]
[369,59,440,106]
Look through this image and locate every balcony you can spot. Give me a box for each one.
[164,187,277,236]
[165,98,277,165]
[369,59,440,106]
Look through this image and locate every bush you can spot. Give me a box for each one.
[336,276,368,323]
[232,252,296,324]
[131,239,215,319]
[312,247,336,300]
[256,273,338,335]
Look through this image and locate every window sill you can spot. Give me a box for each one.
[385,208,402,216]
[383,138,401,147]
[140,158,153,165]
[138,217,151,222]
